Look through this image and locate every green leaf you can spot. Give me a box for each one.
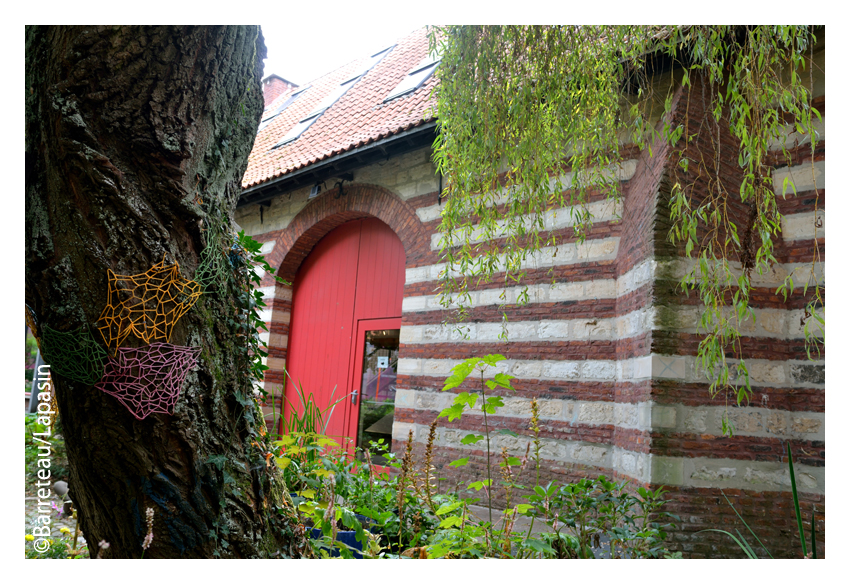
[460,434,485,445]
[442,360,477,391]
[522,538,556,555]
[453,392,478,409]
[205,454,228,470]
[439,403,466,422]
[481,354,506,366]
[448,457,470,468]
[493,372,515,389]
[435,501,464,516]
[486,396,504,408]
[787,442,807,557]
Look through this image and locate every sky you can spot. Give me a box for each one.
[260,20,429,86]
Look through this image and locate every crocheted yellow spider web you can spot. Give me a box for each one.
[97,259,201,354]
[95,343,200,420]
[41,325,109,385]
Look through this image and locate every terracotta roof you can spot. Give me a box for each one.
[242,27,438,190]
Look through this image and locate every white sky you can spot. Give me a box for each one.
[260,20,429,87]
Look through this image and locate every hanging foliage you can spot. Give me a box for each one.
[429,25,823,433]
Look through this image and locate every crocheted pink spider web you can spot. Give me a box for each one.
[95,343,200,420]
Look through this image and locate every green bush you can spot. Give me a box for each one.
[274,355,680,558]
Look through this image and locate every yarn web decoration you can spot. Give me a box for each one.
[41,325,109,385]
[196,229,230,293]
[97,259,201,354]
[95,343,200,420]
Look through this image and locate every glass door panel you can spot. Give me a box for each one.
[355,329,399,464]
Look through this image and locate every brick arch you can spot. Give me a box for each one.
[268,183,426,283]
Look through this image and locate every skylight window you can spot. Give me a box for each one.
[340,45,395,84]
[269,46,395,148]
[305,78,358,119]
[258,85,311,133]
[383,57,440,103]
[272,113,321,148]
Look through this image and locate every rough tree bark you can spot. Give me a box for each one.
[25,25,307,558]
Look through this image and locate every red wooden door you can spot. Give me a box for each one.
[283,218,405,444]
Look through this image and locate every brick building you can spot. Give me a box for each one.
[237,27,825,557]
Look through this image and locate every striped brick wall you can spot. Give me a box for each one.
[238,56,825,558]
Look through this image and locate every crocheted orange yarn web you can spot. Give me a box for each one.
[97,259,201,354]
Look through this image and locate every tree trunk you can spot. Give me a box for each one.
[25,25,307,558]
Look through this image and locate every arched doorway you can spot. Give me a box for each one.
[283,218,405,457]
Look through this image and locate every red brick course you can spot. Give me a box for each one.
[661,486,824,558]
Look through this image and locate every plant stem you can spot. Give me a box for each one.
[480,369,493,554]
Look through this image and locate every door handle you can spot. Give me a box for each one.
[351,390,358,404]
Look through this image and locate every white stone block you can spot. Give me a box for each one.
[421,324,448,342]
[510,361,543,379]
[543,361,580,380]
[397,358,421,375]
[478,287,511,306]
[651,457,684,485]
[581,361,616,380]
[400,327,422,343]
[748,362,786,385]
[585,279,616,299]
[683,409,708,433]
[772,160,825,195]
[632,356,653,379]
[416,204,443,223]
[405,267,430,284]
[537,399,563,419]
[690,466,737,481]
[394,389,416,409]
[392,422,416,442]
[651,355,686,379]
[266,357,287,371]
[651,405,677,429]
[782,211,825,242]
[578,403,614,425]
[549,282,584,301]
[572,444,608,464]
[538,320,572,339]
